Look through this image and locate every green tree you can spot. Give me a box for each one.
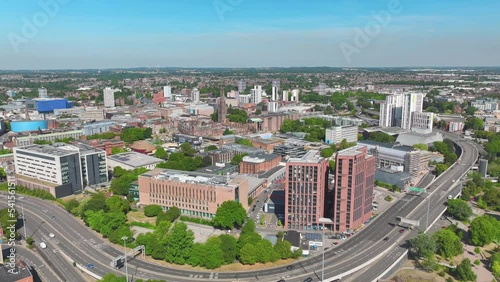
[180,142,196,156]
[413,143,428,151]
[106,195,130,214]
[223,128,234,135]
[464,117,484,131]
[469,215,500,246]
[219,234,238,264]
[64,198,80,215]
[483,188,500,211]
[239,243,258,265]
[446,199,472,221]
[81,193,108,216]
[213,201,247,230]
[165,222,195,265]
[231,153,248,165]
[98,273,127,282]
[433,228,463,258]
[490,252,500,277]
[408,233,437,259]
[154,147,169,159]
[111,147,127,155]
[454,258,477,281]
[338,139,357,150]
[435,163,449,176]
[320,148,334,158]
[274,239,293,259]
[465,106,477,116]
[432,141,450,155]
[144,205,163,217]
[236,139,253,146]
[206,145,218,151]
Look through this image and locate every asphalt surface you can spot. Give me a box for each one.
[12,245,63,282]
[0,136,480,282]
[352,138,480,282]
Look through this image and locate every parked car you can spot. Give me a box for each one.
[399,229,405,233]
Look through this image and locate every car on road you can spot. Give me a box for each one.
[286,265,295,270]
[49,233,55,238]
[383,236,390,241]
[39,242,47,249]
[304,277,313,282]
[399,229,405,233]
[277,279,286,282]
[448,195,453,199]
[51,216,56,220]
[87,263,94,269]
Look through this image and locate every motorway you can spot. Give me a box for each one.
[0,138,480,282]
[352,138,481,282]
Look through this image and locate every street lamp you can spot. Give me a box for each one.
[122,236,129,282]
[319,217,333,282]
[18,196,27,239]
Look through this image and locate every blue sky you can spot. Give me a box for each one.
[0,0,499,69]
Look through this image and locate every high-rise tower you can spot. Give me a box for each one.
[218,87,227,124]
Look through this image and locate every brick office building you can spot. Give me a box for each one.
[333,146,376,232]
[239,153,282,174]
[284,150,329,230]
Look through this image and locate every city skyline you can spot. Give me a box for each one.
[1,0,499,70]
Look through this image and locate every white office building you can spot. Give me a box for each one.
[325,125,358,145]
[379,93,424,130]
[191,88,200,103]
[250,85,263,104]
[411,112,434,134]
[13,143,107,198]
[163,86,172,99]
[38,87,48,98]
[291,89,299,102]
[268,101,279,113]
[103,87,115,108]
[239,94,250,106]
[282,90,289,102]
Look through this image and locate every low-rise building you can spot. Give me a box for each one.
[138,169,249,218]
[107,152,163,170]
[83,121,116,136]
[239,153,282,174]
[325,125,358,145]
[79,139,125,155]
[14,130,84,146]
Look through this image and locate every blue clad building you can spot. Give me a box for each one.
[34,98,73,113]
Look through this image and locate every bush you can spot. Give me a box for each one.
[385,195,394,202]
[179,215,212,226]
[130,221,155,229]
[474,247,481,254]
[438,270,446,277]
[144,205,163,217]
[474,259,480,265]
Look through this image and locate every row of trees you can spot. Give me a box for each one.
[320,139,357,158]
[110,167,148,196]
[120,127,153,143]
[461,172,500,211]
[280,117,334,142]
[136,217,299,269]
[408,228,476,281]
[430,141,458,176]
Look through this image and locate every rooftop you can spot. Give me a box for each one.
[15,130,83,141]
[288,150,323,163]
[16,144,80,157]
[242,153,280,164]
[141,168,241,188]
[108,152,163,167]
[337,145,369,157]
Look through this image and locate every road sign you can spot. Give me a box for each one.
[409,187,424,193]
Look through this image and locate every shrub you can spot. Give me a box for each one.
[438,270,446,277]
[385,195,394,202]
[474,259,480,265]
[474,247,481,254]
[144,205,163,217]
